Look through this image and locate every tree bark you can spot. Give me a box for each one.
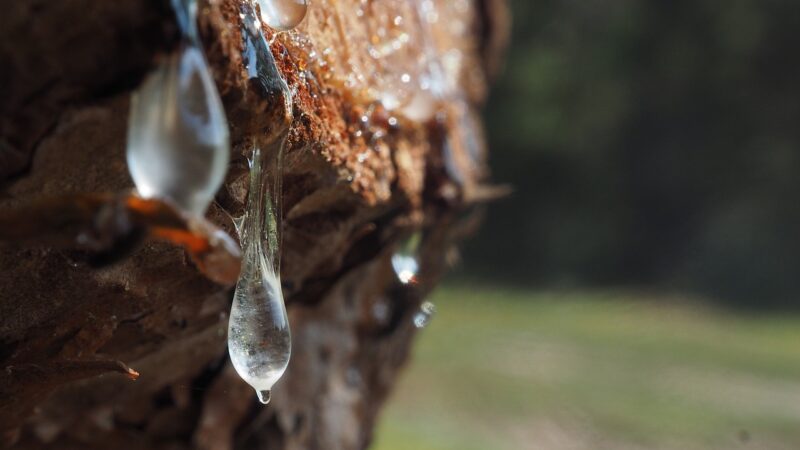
[0,0,507,448]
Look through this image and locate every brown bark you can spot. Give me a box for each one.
[0,0,506,448]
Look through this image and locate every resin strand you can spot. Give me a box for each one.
[228,147,291,404]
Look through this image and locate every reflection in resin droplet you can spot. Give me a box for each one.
[413,301,436,328]
[228,147,291,404]
[256,0,308,31]
[391,232,421,284]
[127,44,230,215]
[257,389,271,404]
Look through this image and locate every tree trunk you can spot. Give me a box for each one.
[0,0,507,448]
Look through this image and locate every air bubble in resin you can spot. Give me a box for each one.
[413,301,436,328]
[126,44,230,215]
[391,232,421,284]
[256,0,308,31]
[228,148,291,404]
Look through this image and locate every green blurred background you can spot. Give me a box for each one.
[469,0,800,307]
[375,1,800,449]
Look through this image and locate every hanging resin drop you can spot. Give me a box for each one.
[228,1,293,406]
[391,231,421,284]
[228,147,290,404]
[126,44,230,215]
[228,246,290,404]
[256,0,308,31]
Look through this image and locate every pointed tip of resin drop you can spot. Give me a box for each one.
[257,389,272,404]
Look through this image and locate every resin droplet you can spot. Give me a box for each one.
[256,0,308,31]
[391,232,421,284]
[228,249,291,402]
[413,301,436,328]
[257,389,271,404]
[127,44,230,215]
[228,147,290,404]
[229,1,293,403]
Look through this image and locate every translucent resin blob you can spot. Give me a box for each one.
[391,232,422,284]
[228,243,290,404]
[228,147,290,405]
[126,44,230,215]
[229,3,293,404]
[256,0,308,31]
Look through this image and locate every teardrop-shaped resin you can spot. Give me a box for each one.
[126,44,230,215]
[228,4,293,403]
[228,247,291,398]
[228,145,291,402]
[256,0,308,31]
[391,232,422,284]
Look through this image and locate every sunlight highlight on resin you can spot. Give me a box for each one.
[391,232,422,285]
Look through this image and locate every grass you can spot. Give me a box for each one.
[372,283,800,450]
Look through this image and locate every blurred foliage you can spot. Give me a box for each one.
[374,284,800,449]
[463,0,800,307]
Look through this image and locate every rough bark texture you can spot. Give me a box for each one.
[0,0,507,448]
